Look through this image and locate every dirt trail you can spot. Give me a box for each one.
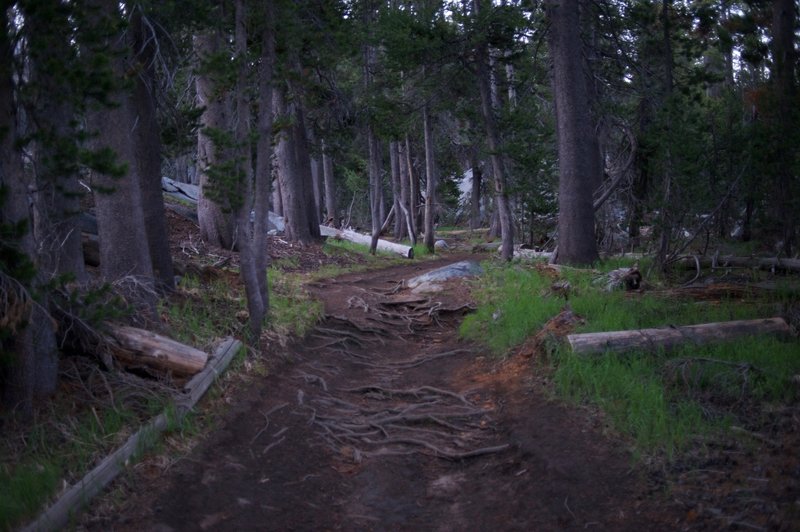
[87,257,680,531]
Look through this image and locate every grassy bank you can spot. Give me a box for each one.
[461,259,799,455]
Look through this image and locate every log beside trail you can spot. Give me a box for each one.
[567,317,792,356]
[107,325,208,375]
[319,225,414,258]
[24,338,240,532]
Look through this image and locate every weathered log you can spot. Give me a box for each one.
[567,317,792,356]
[673,255,800,273]
[107,325,208,375]
[319,225,414,258]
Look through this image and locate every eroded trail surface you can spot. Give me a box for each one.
[95,258,679,531]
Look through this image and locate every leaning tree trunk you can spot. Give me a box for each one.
[473,0,513,260]
[405,135,420,241]
[547,0,600,265]
[422,105,437,253]
[195,30,235,250]
[131,8,174,291]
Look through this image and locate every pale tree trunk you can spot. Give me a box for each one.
[23,0,86,283]
[368,127,382,254]
[0,14,58,417]
[389,141,406,240]
[473,0,513,260]
[547,0,599,265]
[656,0,674,269]
[398,140,416,245]
[195,30,235,249]
[311,155,323,223]
[131,8,174,291]
[322,139,338,227]
[405,135,420,237]
[470,151,482,230]
[422,105,437,252]
[86,1,156,291]
[272,178,283,216]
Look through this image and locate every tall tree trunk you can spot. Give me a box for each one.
[322,139,338,227]
[422,104,437,253]
[273,178,283,217]
[389,141,406,240]
[368,127,382,254]
[473,0,514,260]
[470,152,482,230]
[547,0,599,265]
[0,8,58,417]
[398,140,416,245]
[23,0,86,283]
[86,2,156,290]
[771,0,798,255]
[195,30,235,250]
[291,100,321,239]
[233,0,271,338]
[274,87,314,245]
[131,8,174,291]
[405,135,419,239]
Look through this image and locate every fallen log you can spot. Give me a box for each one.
[567,317,792,356]
[24,338,240,532]
[319,225,414,259]
[107,325,208,375]
[673,255,800,273]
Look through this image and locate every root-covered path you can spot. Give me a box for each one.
[88,258,678,531]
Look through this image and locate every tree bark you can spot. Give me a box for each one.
[195,29,235,250]
[470,152,482,230]
[567,318,792,356]
[422,105,437,252]
[322,139,338,227]
[473,0,513,260]
[368,127,383,254]
[398,140,416,245]
[86,1,156,292]
[22,0,86,283]
[291,100,321,239]
[0,17,58,417]
[131,8,174,291]
[547,0,599,265]
[405,135,420,240]
[274,87,314,245]
[389,141,406,240]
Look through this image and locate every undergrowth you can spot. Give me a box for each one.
[462,258,799,456]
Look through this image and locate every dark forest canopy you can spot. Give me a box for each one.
[1,0,798,415]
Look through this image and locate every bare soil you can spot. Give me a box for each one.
[78,255,683,531]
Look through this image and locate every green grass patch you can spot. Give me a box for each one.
[162,275,245,347]
[268,268,324,338]
[462,259,798,457]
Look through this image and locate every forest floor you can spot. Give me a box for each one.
[66,212,798,531]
